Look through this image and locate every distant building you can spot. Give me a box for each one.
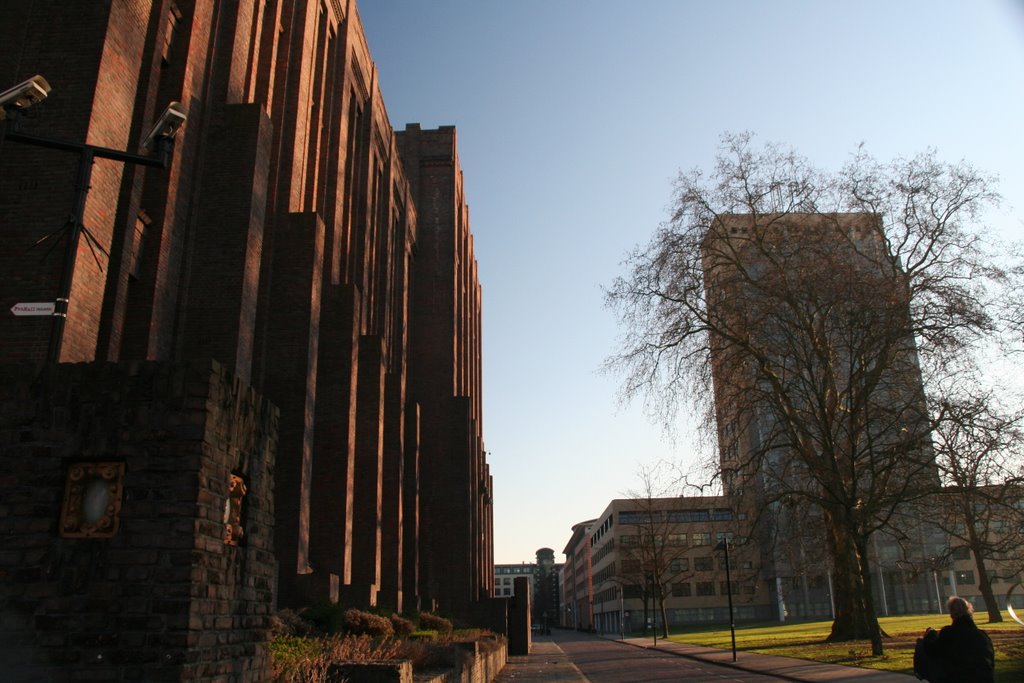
[561,519,597,629]
[493,547,563,626]
[562,496,970,632]
[494,563,537,598]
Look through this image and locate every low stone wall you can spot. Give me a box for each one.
[416,639,508,683]
[329,639,507,683]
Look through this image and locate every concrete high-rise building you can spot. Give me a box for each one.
[0,2,492,679]
[701,212,933,500]
[700,211,943,620]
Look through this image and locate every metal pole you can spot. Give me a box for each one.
[46,148,94,364]
[723,540,737,662]
[619,586,625,640]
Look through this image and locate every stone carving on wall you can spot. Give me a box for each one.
[224,473,247,546]
[59,461,126,538]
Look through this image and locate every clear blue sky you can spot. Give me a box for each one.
[358,1,1024,564]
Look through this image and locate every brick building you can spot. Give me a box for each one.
[0,1,492,680]
[397,124,493,616]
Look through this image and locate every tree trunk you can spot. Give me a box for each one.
[853,534,885,656]
[658,590,670,639]
[823,509,884,653]
[971,546,1004,623]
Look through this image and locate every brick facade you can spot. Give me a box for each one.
[397,125,493,618]
[0,360,277,682]
[0,0,493,678]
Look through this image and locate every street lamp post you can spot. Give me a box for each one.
[618,584,625,640]
[1,77,185,364]
[716,539,737,662]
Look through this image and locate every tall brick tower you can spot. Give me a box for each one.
[0,1,492,679]
[397,124,494,620]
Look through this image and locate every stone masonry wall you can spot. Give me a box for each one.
[0,360,277,682]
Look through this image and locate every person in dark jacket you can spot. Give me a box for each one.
[917,596,995,683]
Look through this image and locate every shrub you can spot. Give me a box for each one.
[410,630,438,640]
[419,612,453,634]
[300,601,348,634]
[269,634,403,683]
[390,613,416,638]
[343,608,394,638]
[270,608,320,637]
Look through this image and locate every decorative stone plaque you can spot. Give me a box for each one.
[59,462,126,538]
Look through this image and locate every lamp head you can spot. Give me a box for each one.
[0,75,51,119]
[142,101,187,150]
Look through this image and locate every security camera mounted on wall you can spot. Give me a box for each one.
[142,101,187,150]
[0,75,51,118]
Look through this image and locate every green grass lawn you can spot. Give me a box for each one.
[664,612,1023,682]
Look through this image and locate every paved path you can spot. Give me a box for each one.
[494,630,920,683]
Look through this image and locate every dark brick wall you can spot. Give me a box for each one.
[1,0,489,640]
[0,360,277,682]
[396,125,493,621]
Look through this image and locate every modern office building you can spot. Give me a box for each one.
[494,563,537,599]
[560,212,1018,633]
[561,495,1013,632]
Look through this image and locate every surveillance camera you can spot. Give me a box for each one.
[142,101,187,150]
[0,75,51,117]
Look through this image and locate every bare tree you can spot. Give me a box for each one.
[606,133,1016,653]
[618,465,694,638]
[931,391,1024,622]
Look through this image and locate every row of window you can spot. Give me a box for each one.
[591,515,614,546]
[495,565,536,575]
[620,581,755,598]
[670,581,750,597]
[620,531,735,548]
[618,508,735,525]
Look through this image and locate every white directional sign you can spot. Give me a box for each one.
[11,302,56,316]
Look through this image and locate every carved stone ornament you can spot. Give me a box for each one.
[223,473,247,546]
[59,462,126,538]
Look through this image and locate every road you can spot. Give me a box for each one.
[496,630,785,682]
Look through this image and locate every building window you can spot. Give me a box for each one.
[620,535,638,546]
[161,3,183,65]
[672,582,691,597]
[720,581,740,595]
[951,546,971,561]
[129,211,151,280]
[715,531,733,545]
[694,557,713,571]
[956,570,976,585]
[666,533,687,546]
[670,558,690,573]
[692,532,711,546]
[667,509,710,523]
[711,508,733,521]
[696,581,715,596]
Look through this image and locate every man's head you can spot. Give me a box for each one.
[947,595,974,620]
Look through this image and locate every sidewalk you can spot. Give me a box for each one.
[618,635,919,682]
[492,637,587,682]
[494,631,919,682]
